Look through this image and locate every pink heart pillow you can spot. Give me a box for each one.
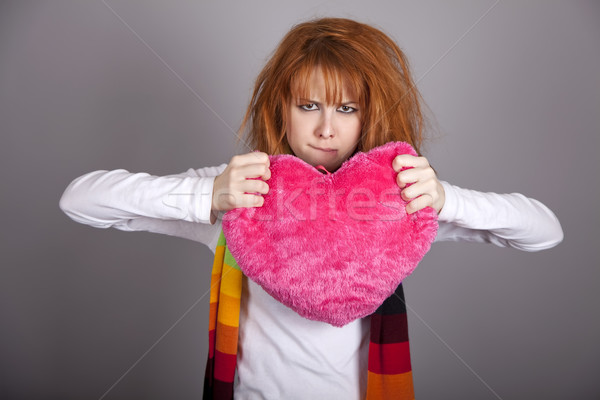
[222,141,438,326]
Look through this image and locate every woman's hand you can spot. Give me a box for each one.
[392,154,445,214]
[212,152,271,213]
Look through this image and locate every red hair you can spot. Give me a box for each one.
[241,18,425,155]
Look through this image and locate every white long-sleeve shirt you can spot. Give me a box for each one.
[59,166,563,399]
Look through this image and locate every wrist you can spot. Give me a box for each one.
[437,181,457,222]
[436,182,446,214]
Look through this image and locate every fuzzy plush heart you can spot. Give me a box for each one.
[222,141,438,326]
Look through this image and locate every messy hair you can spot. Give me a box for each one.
[241,17,425,155]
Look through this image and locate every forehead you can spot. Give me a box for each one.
[290,66,360,103]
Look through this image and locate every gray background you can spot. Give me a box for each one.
[1,1,599,399]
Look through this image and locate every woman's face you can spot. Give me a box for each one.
[286,68,362,172]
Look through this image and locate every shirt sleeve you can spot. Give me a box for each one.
[434,181,563,252]
[59,165,227,247]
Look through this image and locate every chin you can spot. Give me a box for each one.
[304,154,340,172]
[324,162,342,173]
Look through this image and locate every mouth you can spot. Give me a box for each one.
[310,145,337,153]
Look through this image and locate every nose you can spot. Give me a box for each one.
[316,110,334,139]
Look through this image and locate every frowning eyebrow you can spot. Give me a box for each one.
[296,97,359,105]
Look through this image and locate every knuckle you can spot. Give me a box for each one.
[253,180,264,193]
[423,194,433,206]
[254,152,268,163]
[397,170,412,183]
[401,188,411,201]
[230,155,242,165]
[393,154,408,168]
[429,189,438,203]
[229,169,240,181]
[217,193,236,210]
[423,178,435,191]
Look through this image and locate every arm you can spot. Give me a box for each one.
[435,181,563,252]
[59,165,227,246]
[59,151,271,247]
[392,154,563,252]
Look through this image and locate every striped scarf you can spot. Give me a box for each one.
[203,232,414,399]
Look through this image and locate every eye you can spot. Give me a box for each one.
[300,103,318,111]
[337,105,357,114]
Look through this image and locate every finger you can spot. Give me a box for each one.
[249,151,270,166]
[214,191,264,209]
[396,166,435,188]
[401,178,438,202]
[235,193,265,208]
[240,178,269,195]
[238,162,271,180]
[396,168,418,188]
[405,194,434,214]
[392,154,429,172]
[230,152,270,168]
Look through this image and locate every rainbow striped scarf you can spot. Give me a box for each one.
[203,232,414,399]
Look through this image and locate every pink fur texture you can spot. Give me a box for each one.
[222,142,438,327]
